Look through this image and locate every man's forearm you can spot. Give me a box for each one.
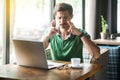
[43,35,51,49]
[80,36,100,59]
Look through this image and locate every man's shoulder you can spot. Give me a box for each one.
[50,35,60,41]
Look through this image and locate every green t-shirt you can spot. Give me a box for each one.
[49,30,90,62]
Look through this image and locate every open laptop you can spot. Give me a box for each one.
[12,39,64,69]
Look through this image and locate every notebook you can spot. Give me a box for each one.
[12,39,64,69]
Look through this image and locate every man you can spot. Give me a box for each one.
[43,3,100,62]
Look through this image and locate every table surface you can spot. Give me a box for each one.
[0,62,102,80]
[92,37,120,45]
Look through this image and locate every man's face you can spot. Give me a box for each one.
[55,11,72,29]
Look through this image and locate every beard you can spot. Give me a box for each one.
[59,24,69,30]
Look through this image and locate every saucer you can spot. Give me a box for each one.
[68,64,83,69]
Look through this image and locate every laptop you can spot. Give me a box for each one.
[12,39,64,69]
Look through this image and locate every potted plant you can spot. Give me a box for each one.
[100,15,108,39]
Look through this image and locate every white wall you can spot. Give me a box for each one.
[86,0,96,40]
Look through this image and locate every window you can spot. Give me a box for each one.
[0,0,5,65]
[56,0,83,29]
[117,0,120,33]
[10,0,87,63]
[12,0,51,41]
[0,0,3,65]
[10,0,51,63]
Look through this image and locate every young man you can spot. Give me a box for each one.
[43,3,100,62]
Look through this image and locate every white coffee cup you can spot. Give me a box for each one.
[71,58,80,67]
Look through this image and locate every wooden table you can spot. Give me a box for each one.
[0,63,102,80]
[92,37,120,45]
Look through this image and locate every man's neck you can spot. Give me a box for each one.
[60,28,70,39]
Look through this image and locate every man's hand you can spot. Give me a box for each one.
[67,21,81,36]
[43,20,58,49]
[48,20,58,37]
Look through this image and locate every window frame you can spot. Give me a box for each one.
[3,0,10,64]
[5,0,86,64]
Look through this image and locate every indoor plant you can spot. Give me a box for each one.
[100,15,108,39]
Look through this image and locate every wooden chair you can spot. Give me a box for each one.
[89,49,109,80]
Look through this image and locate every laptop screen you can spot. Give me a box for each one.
[12,39,64,69]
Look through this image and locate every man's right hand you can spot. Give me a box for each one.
[43,20,58,49]
[48,20,58,37]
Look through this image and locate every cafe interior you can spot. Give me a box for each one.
[0,0,120,80]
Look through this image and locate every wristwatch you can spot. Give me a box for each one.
[78,32,84,38]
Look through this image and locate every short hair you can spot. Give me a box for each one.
[53,3,73,19]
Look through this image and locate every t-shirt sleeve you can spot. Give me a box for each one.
[80,29,90,39]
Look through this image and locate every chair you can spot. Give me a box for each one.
[89,48,109,80]
[99,45,120,80]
